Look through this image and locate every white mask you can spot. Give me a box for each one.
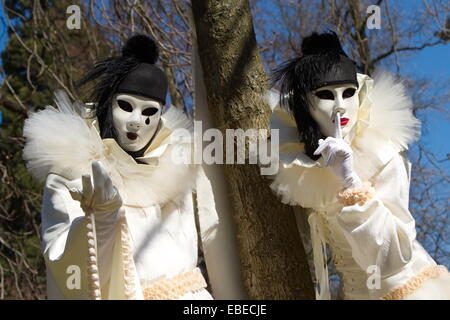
[112,93,162,152]
[307,83,359,138]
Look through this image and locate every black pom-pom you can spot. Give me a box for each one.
[301,31,345,56]
[122,34,159,64]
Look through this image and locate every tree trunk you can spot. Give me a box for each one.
[191,0,315,299]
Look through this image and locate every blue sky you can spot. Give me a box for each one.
[407,43,450,162]
[0,2,448,160]
[0,4,6,73]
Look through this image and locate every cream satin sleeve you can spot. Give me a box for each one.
[41,173,122,299]
[194,166,246,299]
[336,152,417,276]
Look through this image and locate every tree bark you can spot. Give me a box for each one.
[192,0,315,299]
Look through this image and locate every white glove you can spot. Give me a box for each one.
[313,137,362,189]
[67,161,122,215]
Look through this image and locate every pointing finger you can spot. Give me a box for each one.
[334,112,342,140]
[91,161,109,191]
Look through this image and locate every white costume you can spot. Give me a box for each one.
[269,73,450,299]
[23,92,225,300]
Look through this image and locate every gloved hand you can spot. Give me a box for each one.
[67,161,122,215]
[313,137,362,189]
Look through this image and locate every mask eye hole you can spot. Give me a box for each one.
[142,107,159,117]
[315,90,334,100]
[343,88,356,99]
[117,100,133,112]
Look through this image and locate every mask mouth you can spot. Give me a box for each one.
[332,117,349,126]
[126,132,138,140]
[340,117,349,126]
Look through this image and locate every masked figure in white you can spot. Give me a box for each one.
[268,32,450,300]
[23,35,238,300]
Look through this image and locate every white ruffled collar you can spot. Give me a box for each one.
[269,72,421,209]
[23,91,196,207]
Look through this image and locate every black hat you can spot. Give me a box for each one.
[78,34,168,106]
[116,35,168,104]
[301,32,358,90]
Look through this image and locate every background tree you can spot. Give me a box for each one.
[192,0,315,299]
